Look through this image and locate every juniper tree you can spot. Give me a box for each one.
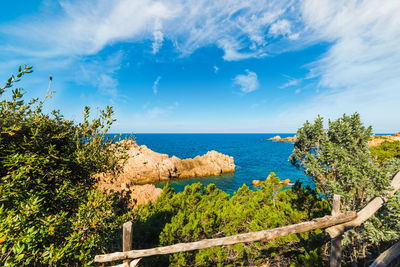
[290,113,400,265]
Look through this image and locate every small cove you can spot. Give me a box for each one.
[117,133,313,195]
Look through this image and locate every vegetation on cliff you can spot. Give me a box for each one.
[370,140,400,164]
[0,66,133,266]
[130,176,329,266]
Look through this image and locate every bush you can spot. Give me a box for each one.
[131,175,329,266]
[0,66,131,266]
[370,141,400,164]
[289,113,400,265]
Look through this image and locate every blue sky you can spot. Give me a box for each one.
[0,0,399,133]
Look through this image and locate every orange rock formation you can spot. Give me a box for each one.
[268,135,297,143]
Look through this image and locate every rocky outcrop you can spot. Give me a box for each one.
[369,134,400,147]
[96,179,163,208]
[102,140,235,185]
[94,140,235,207]
[268,135,297,143]
[251,173,292,187]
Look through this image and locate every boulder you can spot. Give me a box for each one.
[268,135,281,141]
[268,135,297,143]
[129,184,163,208]
[100,140,235,184]
[95,174,163,208]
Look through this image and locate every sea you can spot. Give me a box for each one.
[116,133,313,195]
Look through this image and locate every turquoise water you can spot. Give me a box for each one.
[118,133,313,195]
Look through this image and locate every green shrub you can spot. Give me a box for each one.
[370,140,400,163]
[289,113,400,265]
[0,66,131,266]
[131,176,330,266]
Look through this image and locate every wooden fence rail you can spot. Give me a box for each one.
[326,171,400,239]
[95,171,400,267]
[370,241,400,267]
[95,212,356,263]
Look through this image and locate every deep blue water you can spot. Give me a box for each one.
[116,133,313,195]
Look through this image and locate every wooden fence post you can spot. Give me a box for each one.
[330,194,342,267]
[123,221,133,267]
[121,222,141,267]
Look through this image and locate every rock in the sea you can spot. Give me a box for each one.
[268,135,297,143]
[102,140,235,184]
[252,180,261,187]
[268,135,282,141]
[95,140,234,207]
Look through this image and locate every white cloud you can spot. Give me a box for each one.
[152,31,164,54]
[213,65,219,73]
[217,39,263,61]
[76,51,123,98]
[284,0,400,131]
[0,0,176,57]
[0,0,298,60]
[280,76,302,88]
[152,76,161,95]
[98,74,118,97]
[269,19,300,40]
[269,19,291,36]
[233,70,259,93]
[301,0,400,89]
[152,19,164,54]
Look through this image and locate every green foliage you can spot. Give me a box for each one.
[0,66,130,266]
[289,113,387,210]
[131,177,330,266]
[292,248,323,267]
[290,113,400,265]
[370,141,400,164]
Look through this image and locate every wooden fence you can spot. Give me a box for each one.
[95,172,400,267]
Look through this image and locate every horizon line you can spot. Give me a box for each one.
[107,132,395,135]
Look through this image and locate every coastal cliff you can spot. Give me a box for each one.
[115,140,235,184]
[97,140,235,185]
[95,139,235,207]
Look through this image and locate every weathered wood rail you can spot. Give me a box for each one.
[326,171,400,239]
[95,171,400,267]
[370,240,400,267]
[95,212,356,264]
